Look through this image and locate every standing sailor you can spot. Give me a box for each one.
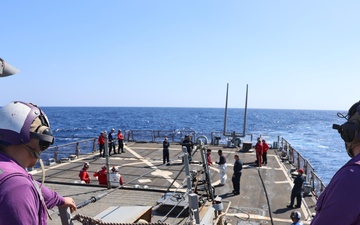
[232,154,242,195]
[215,149,227,186]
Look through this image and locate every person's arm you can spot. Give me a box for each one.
[119,175,124,186]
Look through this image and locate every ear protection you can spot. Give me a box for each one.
[333,101,360,143]
[0,101,54,150]
[29,104,54,151]
[290,211,301,220]
[83,162,90,169]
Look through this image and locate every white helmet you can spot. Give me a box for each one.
[0,101,54,150]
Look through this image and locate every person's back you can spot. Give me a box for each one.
[293,172,304,192]
[109,166,124,187]
[94,166,107,185]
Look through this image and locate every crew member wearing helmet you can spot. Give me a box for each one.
[93,164,107,185]
[110,166,124,187]
[311,100,360,224]
[0,101,77,225]
[79,162,91,184]
[290,211,303,225]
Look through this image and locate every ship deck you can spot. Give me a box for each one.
[31,142,317,225]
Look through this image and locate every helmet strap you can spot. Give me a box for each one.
[24,144,41,159]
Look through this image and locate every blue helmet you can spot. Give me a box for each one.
[0,101,54,150]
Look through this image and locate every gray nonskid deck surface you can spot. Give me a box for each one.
[31,142,317,225]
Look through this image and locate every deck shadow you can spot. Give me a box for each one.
[273,207,294,214]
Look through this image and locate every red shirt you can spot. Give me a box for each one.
[79,169,90,184]
[262,142,269,152]
[93,169,107,185]
[207,154,213,165]
[98,134,105,145]
[117,132,124,140]
[255,142,263,154]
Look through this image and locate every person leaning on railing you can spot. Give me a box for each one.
[0,101,77,225]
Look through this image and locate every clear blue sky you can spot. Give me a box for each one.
[1,1,359,110]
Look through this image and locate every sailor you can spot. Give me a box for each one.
[287,169,305,209]
[255,137,263,167]
[182,135,194,162]
[109,166,124,187]
[0,101,76,224]
[262,139,269,165]
[98,132,105,157]
[163,137,170,165]
[206,148,213,165]
[117,129,125,153]
[290,211,304,225]
[108,128,115,155]
[232,154,243,195]
[93,164,107,185]
[215,149,227,186]
[79,162,91,184]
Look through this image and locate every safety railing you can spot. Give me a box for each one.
[281,137,326,199]
[125,130,197,143]
[35,130,327,200]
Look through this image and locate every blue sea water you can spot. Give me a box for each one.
[43,107,349,185]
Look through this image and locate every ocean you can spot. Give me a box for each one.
[43,107,348,185]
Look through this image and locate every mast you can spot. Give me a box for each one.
[243,84,248,136]
[223,83,229,136]
[223,83,248,138]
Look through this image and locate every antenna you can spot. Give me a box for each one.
[243,84,248,136]
[223,83,229,136]
[222,83,249,138]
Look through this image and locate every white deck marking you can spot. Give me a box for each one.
[138,179,152,183]
[124,145,182,188]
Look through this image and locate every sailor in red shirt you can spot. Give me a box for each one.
[262,139,269,165]
[255,137,263,167]
[117,129,125,154]
[79,162,91,184]
[206,149,213,165]
[93,165,107,185]
[98,132,105,157]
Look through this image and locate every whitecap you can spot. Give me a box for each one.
[318,145,329,149]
